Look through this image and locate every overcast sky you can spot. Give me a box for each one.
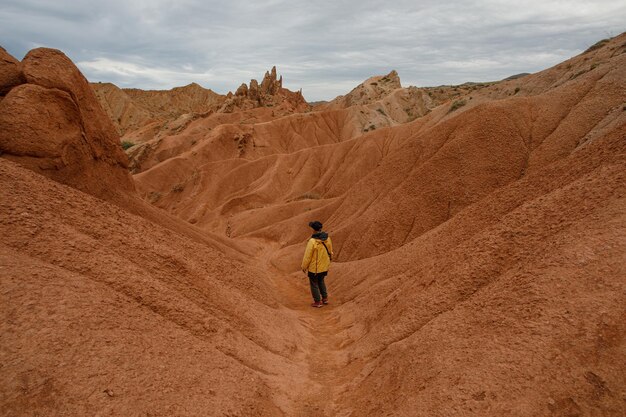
[1,0,624,101]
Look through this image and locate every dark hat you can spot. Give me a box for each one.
[308,221,323,231]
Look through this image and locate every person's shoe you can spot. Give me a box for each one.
[311,301,323,308]
[322,298,329,305]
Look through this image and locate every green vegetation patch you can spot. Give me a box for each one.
[121,141,135,150]
[448,99,467,113]
[584,39,609,54]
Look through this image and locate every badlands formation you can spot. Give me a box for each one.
[1,34,625,416]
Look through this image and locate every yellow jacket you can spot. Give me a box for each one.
[301,235,333,273]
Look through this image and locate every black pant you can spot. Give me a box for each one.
[308,271,328,302]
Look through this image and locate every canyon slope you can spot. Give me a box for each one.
[2,34,626,417]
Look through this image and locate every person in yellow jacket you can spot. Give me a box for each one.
[301,220,333,308]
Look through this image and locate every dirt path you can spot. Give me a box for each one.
[258,242,349,417]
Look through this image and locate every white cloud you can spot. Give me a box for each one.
[1,0,624,100]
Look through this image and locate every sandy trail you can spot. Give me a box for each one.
[258,241,349,417]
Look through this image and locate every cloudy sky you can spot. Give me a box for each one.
[1,0,624,101]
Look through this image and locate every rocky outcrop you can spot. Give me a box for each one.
[0,47,134,199]
[317,70,435,128]
[259,66,282,96]
[329,70,402,108]
[0,84,83,160]
[235,82,248,96]
[219,66,308,113]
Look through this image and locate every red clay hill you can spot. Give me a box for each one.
[1,34,625,416]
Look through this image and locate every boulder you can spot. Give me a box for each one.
[21,48,128,166]
[0,46,24,96]
[0,47,135,198]
[0,84,82,161]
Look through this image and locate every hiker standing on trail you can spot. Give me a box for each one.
[301,221,333,308]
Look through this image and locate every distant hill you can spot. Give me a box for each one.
[503,72,531,80]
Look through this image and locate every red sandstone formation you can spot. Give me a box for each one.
[0,48,134,200]
[91,66,308,173]
[1,34,625,416]
[218,65,308,113]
